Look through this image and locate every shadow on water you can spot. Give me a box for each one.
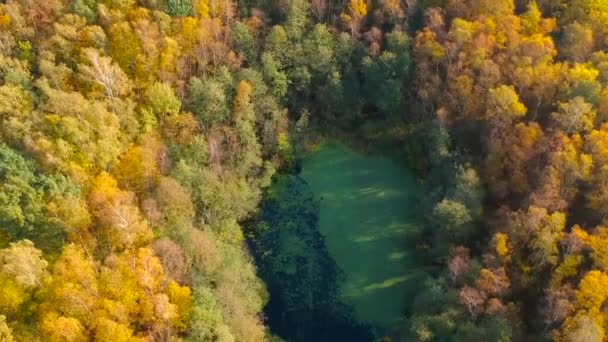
[245,143,425,341]
[245,175,374,342]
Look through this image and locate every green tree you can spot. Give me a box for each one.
[186,77,228,126]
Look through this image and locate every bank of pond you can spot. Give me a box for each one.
[245,143,428,341]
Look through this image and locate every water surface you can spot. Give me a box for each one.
[300,143,424,329]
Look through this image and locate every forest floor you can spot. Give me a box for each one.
[300,143,427,329]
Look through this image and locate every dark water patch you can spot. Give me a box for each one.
[246,175,374,342]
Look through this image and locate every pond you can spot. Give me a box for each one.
[248,143,425,341]
[301,143,425,329]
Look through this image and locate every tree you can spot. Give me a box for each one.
[261,52,288,101]
[459,285,485,319]
[231,80,262,177]
[143,82,181,119]
[486,85,527,126]
[93,317,135,342]
[584,124,608,215]
[44,243,99,324]
[492,233,510,261]
[551,97,596,133]
[575,270,608,310]
[565,63,601,104]
[87,172,152,251]
[186,77,227,126]
[587,226,608,270]
[562,0,608,48]
[530,210,566,268]
[0,240,48,288]
[340,0,367,39]
[310,0,328,23]
[40,314,86,342]
[448,253,469,284]
[0,144,54,243]
[154,176,195,231]
[108,22,140,76]
[476,267,510,298]
[153,238,187,284]
[433,199,473,242]
[232,21,257,63]
[450,166,483,217]
[112,136,162,195]
[561,22,594,62]
[79,48,131,100]
[0,240,47,320]
[165,0,192,16]
[542,285,575,328]
[558,312,604,342]
[521,1,542,35]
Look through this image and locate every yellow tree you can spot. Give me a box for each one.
[41,244,99,325]
[576,270,608,309]
[0,240,48,319]
[588,226,608,271]
[87,172,152,251]
[112,135,162,196]
[340,0,367,39]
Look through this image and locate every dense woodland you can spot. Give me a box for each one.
[1,0,608,341]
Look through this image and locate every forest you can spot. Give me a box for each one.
[0,0,608,341]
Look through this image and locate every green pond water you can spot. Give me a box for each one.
[300,143,424,329]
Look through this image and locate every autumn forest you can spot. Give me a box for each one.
[0,0,607,341]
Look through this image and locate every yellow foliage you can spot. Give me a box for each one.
[576,270,608,310]
[520,1,541,35]
[195,0,210,18]
[0,14,10,30]
[492,232,510,259]
[167,281,192,330]
[41,313,86,342]
[159,37,180,74]
[0,276,26,314]
[487,85,527,119]
[180,17,198,52]
[381,0,404,19]
[112,140,160,195]
[558,310,605,342]
[88,172,119,203]
[93,317,134,342]
[585,124,608,169]
[339,13,353,26]
[233,80,252,113]
[135,248,164,293]
[588,226,608,271]
[553,133,593,182]
[99,256,142,318]
[514,122,542,149]
[568,63,600,84]
[348,0,367,17]
[571,225,590,244]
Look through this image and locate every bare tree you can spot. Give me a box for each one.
[448,255,468,284]
[459,285,485,319]
[542,285,575,329]
[80,48,131,100]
